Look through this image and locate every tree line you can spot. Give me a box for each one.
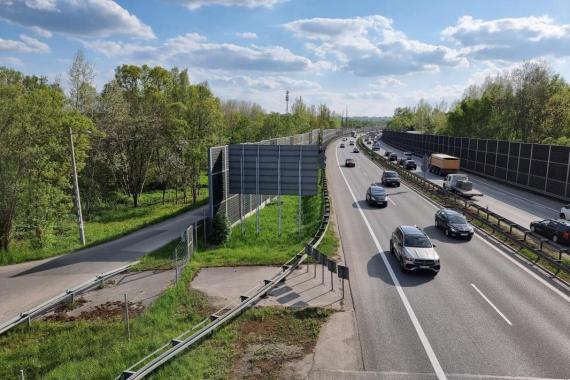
[0,51,339,251]
[387,61,570,145]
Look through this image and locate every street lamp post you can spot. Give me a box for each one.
[68,126,86,245]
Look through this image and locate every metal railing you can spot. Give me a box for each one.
[0,263,134,335]
[358,138,570,282]
[118,134,345,380]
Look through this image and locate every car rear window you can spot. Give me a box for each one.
[448,214,467,224]
[385,172,399,178]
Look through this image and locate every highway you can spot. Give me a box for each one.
[328,138,570,379]
[368,137,564,229]
[0,205,207,324]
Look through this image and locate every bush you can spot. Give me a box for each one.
[209,211,231,246]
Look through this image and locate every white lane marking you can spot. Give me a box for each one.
[475,234,570,303]
[335,147,447,380]
[468,177,559,213]
[470,283,513,326]
[388,196,397,206]
[362,147,570,303]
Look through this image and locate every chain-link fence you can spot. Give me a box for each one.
[382,130,570,201]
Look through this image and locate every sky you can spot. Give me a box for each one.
[1,0,570,116]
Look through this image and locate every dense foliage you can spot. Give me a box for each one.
[387,62,570,144]
[0,52,341,253]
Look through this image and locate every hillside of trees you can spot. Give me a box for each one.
[0,51,340,252]
[386,62,570,145]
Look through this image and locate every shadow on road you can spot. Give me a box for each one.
[367,252,435,287]
[422,225,471,245]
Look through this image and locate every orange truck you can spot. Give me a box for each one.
[428,154,460,176]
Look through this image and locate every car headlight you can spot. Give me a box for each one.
[449,226,457,232]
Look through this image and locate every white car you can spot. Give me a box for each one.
[560,204,570,219]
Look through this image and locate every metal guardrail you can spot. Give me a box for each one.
[118,136,344,380]
[0,263,134,335]
[358,137,570,282]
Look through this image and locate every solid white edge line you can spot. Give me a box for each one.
[365,146,570,303]
[335,146,447,380]
[470,283,513,326]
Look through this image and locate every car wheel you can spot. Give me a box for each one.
[445,228,450,237]
[389,241,394,254]
[553,235,559,243]
[432,271,439,277]
[397,183,400,187]
[561,213,566,219]
[399,257,406,272]
[531,226,536,232]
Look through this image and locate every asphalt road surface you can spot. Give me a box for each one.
[0,205,208,323]
[367,137,564,229]
[328,139,570,379]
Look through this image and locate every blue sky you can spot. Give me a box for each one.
[1,0,570,116]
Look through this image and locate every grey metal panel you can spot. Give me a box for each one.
[228,144,321,195]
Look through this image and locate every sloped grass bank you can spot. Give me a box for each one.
[0,189,335,379]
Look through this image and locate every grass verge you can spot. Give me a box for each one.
[1,175,208,266]
[0,185,330,379]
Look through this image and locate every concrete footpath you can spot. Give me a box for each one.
[0,205,207,324]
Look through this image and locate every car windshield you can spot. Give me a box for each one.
[448,214,467,224]
[371,188,385,195]
[346,159,354,163]
[404,234,432,248]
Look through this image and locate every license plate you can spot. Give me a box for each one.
[460,233,468,236]
[420,265,430,269]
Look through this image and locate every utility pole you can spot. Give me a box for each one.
[68,126,86,245]
[285,90,290,114]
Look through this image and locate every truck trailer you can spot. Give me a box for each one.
[428,154,460,176]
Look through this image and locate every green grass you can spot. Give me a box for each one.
[0,184,331,379]
[193,193,323,267]
[317,220,339,257]
[1,174,208,266]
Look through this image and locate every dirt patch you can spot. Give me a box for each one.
[44,299,144,322]
[232,343,305,379]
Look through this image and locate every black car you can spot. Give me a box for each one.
[389,153,398,161]
[398,158,407,166]
[435,209,474,240]
[384,151,392,157]
[349,141,355,146]
[404,160,417,170]
[530,219,570,244]
[382,171,400,187]
[340,143,345,148]
[366,183,388,207]
[345,158,356,167]
[353,147,360,153]
[403,152,413,158]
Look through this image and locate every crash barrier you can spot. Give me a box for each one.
[305,245,350,299]
[358,138,570,282]
[382,130,570,202]
[118,135,349,380]
[0,222,201,336]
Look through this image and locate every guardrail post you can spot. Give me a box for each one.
[19,369,24,380]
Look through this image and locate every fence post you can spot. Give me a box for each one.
[124,293,131,343]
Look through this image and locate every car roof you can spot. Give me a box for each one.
[400,225,425,235]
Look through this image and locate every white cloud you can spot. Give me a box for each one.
[84,33,312,72]
[31,26,52,38]
[210,74,321,91]
[236,32,258,39]
[442,15,570,61]
[0,0,155,39]
[284,15,466,77]
[369,76,406,89]
[167,0,285,10]
[0,34,50,53]
[0,56,24,66]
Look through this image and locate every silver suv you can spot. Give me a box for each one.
[390,225,440,274]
